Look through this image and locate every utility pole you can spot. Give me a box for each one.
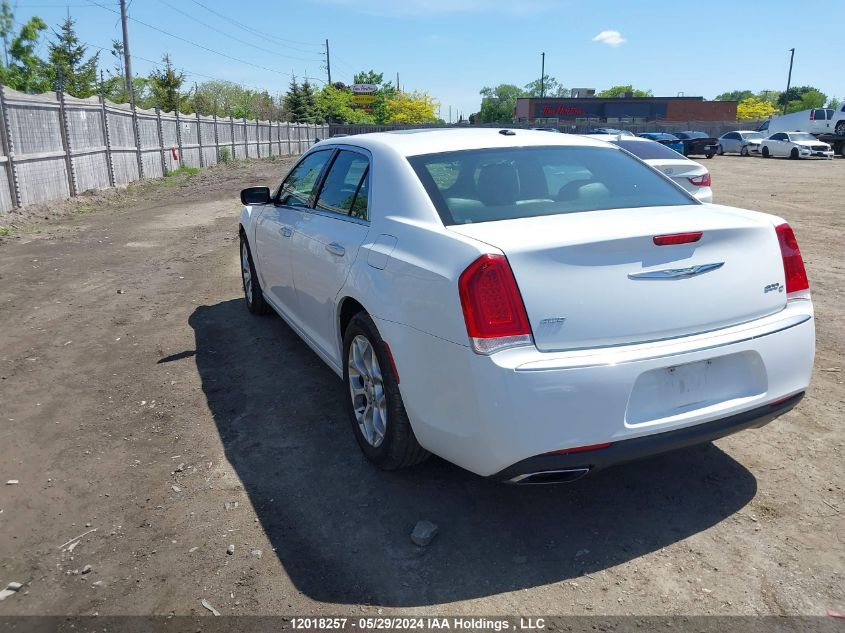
[783,48,795,114]
[396,72,399,93]
[324,39,331,85]
[540,52,545,99]
[120,0,134,106]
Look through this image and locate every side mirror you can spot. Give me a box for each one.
[241,186,271,205]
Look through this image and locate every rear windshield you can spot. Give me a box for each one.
[682,131,708,139]
[743,132,763,140]
[408,146,695,226]
[612,139,683,160]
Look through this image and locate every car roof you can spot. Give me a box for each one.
[312,128,613,157]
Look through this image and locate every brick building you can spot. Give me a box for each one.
[514,96,737,124]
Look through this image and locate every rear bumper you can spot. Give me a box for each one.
[376,301,814,478]
[492,392,803,483]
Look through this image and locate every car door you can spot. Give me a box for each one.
[288,148,372,364]
[769,132,788,156]
[723,132,738,153]
[253,149,333,317]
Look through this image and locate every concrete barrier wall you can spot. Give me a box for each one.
[0,85,328,214]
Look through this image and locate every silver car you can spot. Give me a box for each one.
[718,131,764,156]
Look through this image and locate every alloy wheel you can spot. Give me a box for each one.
[347,334,387,447]
[241,241,253,304]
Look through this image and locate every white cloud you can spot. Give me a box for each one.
[314,0,557,17]
[592,30,627,47]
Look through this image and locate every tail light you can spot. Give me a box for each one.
[688,173,711,187]
[775,223,809,296]
[458,254,533,354]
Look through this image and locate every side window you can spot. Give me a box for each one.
[771,133,787,141]
[726,132,739,140]
[349,170,369,220]
[278,150,332,208]
[315,150,370,219]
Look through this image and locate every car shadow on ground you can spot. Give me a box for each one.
[187,299,757,607]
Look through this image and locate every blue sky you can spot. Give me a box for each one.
[13,0,844,119]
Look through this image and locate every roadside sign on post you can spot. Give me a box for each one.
[352,83,377,94]
[351,94,376,106]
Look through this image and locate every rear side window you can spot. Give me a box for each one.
[409,146,695,226]
[279,150,332,208]
[613,139,683,159]
[315,150,370,219]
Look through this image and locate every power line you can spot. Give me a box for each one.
[186,0,323,52]
[84,0,325,84]
[154,0,323,64]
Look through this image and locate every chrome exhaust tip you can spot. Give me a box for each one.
[508,467,591,485]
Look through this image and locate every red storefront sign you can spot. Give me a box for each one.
[540,105,587,117]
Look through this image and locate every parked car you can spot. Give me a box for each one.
[238,129,814,483]
[596,136,713,202]
[637,132,684,154]
[718,131,764,156]
[588,127,636,137]
[673,131,720,158]
[761,132,834,159]
[531,127,562,133]
[758,107,839,137]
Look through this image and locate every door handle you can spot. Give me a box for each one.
[280,226,292,238]
[325,242,346,257]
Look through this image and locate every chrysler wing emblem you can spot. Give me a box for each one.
[628,262,724,280]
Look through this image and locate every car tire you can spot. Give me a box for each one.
[762,146,770,158]
[835,121,845,136]
[343,311,429,470]
[240,233,271,315]
[740,146,749,157]
[717,145,724,155]
[705,153,714,159]
[790,148,799,160]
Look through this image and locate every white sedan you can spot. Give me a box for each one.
[588,135,713,202]
[761,132,834,159]
[238,129,814,483]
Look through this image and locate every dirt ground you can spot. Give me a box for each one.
[0,153,842,617]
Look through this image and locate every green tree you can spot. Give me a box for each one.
[478,84,524,123]
[299,79,319,123]
[778,85,827,113]
[0,16,50,93]
[48,16,99,97]
[149,54,185,112]
[596,84,653,98]
[353,70,384,86]
[523,75,568,98]
[0,1,13,67]
[316,84,374,124]
[284,76,307,122]
[827,96,842,110]
[715,90,754,102]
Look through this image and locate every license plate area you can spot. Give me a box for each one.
[625,352,767,427]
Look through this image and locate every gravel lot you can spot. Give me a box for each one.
[0,154,842,616]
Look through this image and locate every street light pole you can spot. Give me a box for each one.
[783,48,795,114]
[540,52,545,99]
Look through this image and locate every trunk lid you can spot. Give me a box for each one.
[449,205,786,352]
